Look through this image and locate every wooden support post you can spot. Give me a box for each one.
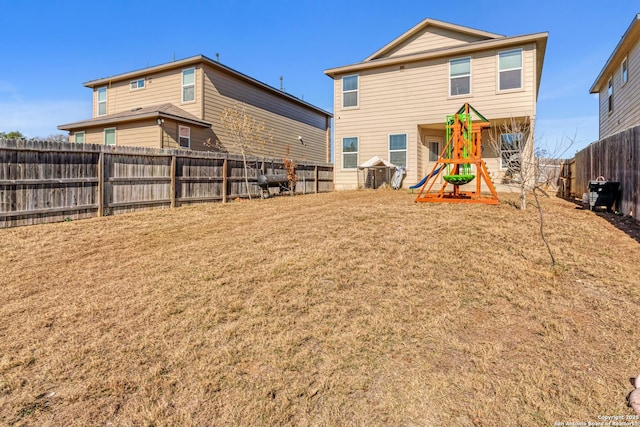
[302,166,306,195]
[170,155,176,208]
[222,158,228,203]
[97,152,104,217]
[314,165,319,194]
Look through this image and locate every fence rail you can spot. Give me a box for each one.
[0,139,334,228]
[568,125,640,220]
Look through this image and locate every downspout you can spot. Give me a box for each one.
[200,65,205,120]
[159,118,165,149]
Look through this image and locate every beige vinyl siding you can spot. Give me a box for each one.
[599,37,640,139]
[78,121,159,148]
[82,128,108,145]
[114,121,162,147]
[203,64,329,163]
[333,43,538,189]
[92,67,203,119]
[160,120,217,151]
[91,88,101,118]
[385,27,488,59]
[188,126,218,152]
[416,133,426,179]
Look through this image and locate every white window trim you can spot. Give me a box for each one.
[497,48,523,92]
[449,57,471,97]
[428,141,440,162]
[130,78,145,91]
[621,56,628,86]
[499,132,522,170]
[389,133,408,168]
[74,131,85,144]
[342,136,358,170]
[342,74,359,109]
[178,125,191,149]
[104,127,116,146]
[182,67,196,103]
[97,86,107,116]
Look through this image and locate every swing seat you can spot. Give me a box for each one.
[443,174,475,185]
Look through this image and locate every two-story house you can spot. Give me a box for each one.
[590,14,640,140]
[324,18,548,190]
[58,55,332,163]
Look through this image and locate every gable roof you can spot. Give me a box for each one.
[58,103,211,131]
[590,14,640,93]
[83,55,332,118]
[324,18,548,97]
[363,18,504,61]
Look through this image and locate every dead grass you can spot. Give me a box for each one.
[2,190,640,426]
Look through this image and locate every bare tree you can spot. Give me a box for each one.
[215,103,273,200]
[30,134,69,143]
[488,118,575,266]
[488,117,534,210]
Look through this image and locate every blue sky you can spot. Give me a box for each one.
[0,0,637,154]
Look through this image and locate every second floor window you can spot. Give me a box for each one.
[130,78,145,90]
[499,49,522,91]
[97,87,107,116]
[182,68,195,103]
[450,57,470,96]
[342,75,358,108]
[622,57,628,85]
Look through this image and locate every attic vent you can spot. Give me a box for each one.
[131,107,143,112]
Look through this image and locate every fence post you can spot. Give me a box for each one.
[314,165,319,194]
[97,151,104,217]
[222,158,228,203]
[170,155,177,208]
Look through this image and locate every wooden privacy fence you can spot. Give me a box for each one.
[571,125,640,219]
[0,139,334,228]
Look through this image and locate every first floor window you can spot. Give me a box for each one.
[97,86,107,116]
[499,49,522,91]
[179,126,190,148]
[182,68,195,103]
[500,133,522,169]
[342,137,358,169]
[429,141,440,161]
[389,134,407,167]
[450,57,471,96]
[74,131,85,144]
[104,128,116,146]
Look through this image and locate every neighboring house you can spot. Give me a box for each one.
[590,14,640,140]
[324,18,548,190]
[59,55,332,163]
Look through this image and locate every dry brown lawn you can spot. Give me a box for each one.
[2,190,640,426]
